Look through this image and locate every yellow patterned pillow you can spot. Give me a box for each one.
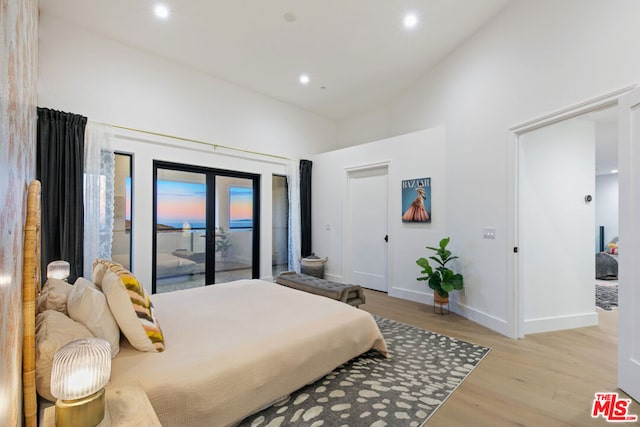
[101,263,165,352]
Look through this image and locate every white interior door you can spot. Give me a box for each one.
[348,167,388,292]
[618,88,640,402]
[519,118,597,334]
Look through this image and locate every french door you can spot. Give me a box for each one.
[152,161,260,293]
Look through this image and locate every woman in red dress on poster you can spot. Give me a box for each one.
[402,183,430,222]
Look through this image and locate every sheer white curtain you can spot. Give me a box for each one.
[84,122,115,279]
[287,160,302,272]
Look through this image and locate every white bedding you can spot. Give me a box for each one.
[108,279,388,426]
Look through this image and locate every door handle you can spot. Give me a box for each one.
[384,235,388,242]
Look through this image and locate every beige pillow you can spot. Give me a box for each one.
[101,264,165,352]
[91,259,111,289]
[67,277,120,357]
[35,310,94,402]
[37,278,73,314]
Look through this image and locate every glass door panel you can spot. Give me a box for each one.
[155,168,207,293]
[215,176,255,283]
[111,153,132,270]
[272,175,289,277]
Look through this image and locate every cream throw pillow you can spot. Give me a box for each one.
[91,259,115,289]
[35,310,94,402]
[67,277,120,357]
[101,264,165,352]
[37,278,73,314]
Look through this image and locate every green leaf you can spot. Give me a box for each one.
[416,257,430,268]
[428,275,441,290]
[439,237,450,250]
[440,281,454,292]
[451,274,464,290]
[441,268,454,281]
[416,257,433,276]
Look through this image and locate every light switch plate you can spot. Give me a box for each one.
[483,227,496,239]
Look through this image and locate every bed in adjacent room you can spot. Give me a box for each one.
[596,237,619,280]
[22,180,388,427]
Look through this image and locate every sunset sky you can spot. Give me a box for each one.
[153,181,252,228]
[229,186,252,220]
[157,180,206,225]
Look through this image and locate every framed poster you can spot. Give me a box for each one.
[402,177,431,223]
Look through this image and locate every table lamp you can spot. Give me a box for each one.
[50,338,111,427]
[47,260,70,281]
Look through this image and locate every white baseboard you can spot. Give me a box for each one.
[524,311,598,335]
[452,300,510,337]
[389,287,511,337]
[324,273,344,282]
[260,275,274,282]
[388,287,432,305]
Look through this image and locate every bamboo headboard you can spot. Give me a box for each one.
[23,180,41,427]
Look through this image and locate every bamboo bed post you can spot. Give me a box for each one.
[23,180,41,427]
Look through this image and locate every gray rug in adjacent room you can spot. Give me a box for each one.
[596,284,618,311]
[239,316,490,427]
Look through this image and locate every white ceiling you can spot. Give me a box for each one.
[38,0,512,120]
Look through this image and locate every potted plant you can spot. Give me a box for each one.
[215,227,233,258]
[416,237,464,303]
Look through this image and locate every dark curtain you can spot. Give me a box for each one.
[300,159,313,258]
[37,108,87,282]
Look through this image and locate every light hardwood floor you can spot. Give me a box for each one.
[360,290,639,427]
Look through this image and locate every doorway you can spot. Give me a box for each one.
[346,165,389,292]
[518,116,599,335]
[152,161,260,293]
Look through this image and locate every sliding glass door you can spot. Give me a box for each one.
[153,161,259,293]
[215,176,257,283]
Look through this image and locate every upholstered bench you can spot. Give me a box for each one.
[276,272,366,307]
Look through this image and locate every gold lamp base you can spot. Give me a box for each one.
[55,388,105,427]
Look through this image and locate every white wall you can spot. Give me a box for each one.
[596,173,619,248]
[336,0,640,335]
[313,127,470,310]
[38,14,336,159]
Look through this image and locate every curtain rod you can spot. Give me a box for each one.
[92,121,292,161]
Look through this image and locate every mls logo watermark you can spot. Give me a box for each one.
[592,392,638,422]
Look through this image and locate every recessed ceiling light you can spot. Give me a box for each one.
[403,13,418,29]
[611,169,619,174]
[283,12,297,23]
[299,74,310,85]
[154,4,170,20]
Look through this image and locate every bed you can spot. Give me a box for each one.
[22,180,388,427]
[596,237,619,280]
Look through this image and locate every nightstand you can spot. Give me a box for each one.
[42,384,161,426]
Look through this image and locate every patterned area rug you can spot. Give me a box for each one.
[596,284,618,311]
[239,316,490,427]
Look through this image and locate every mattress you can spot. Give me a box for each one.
[108,279,388,426]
